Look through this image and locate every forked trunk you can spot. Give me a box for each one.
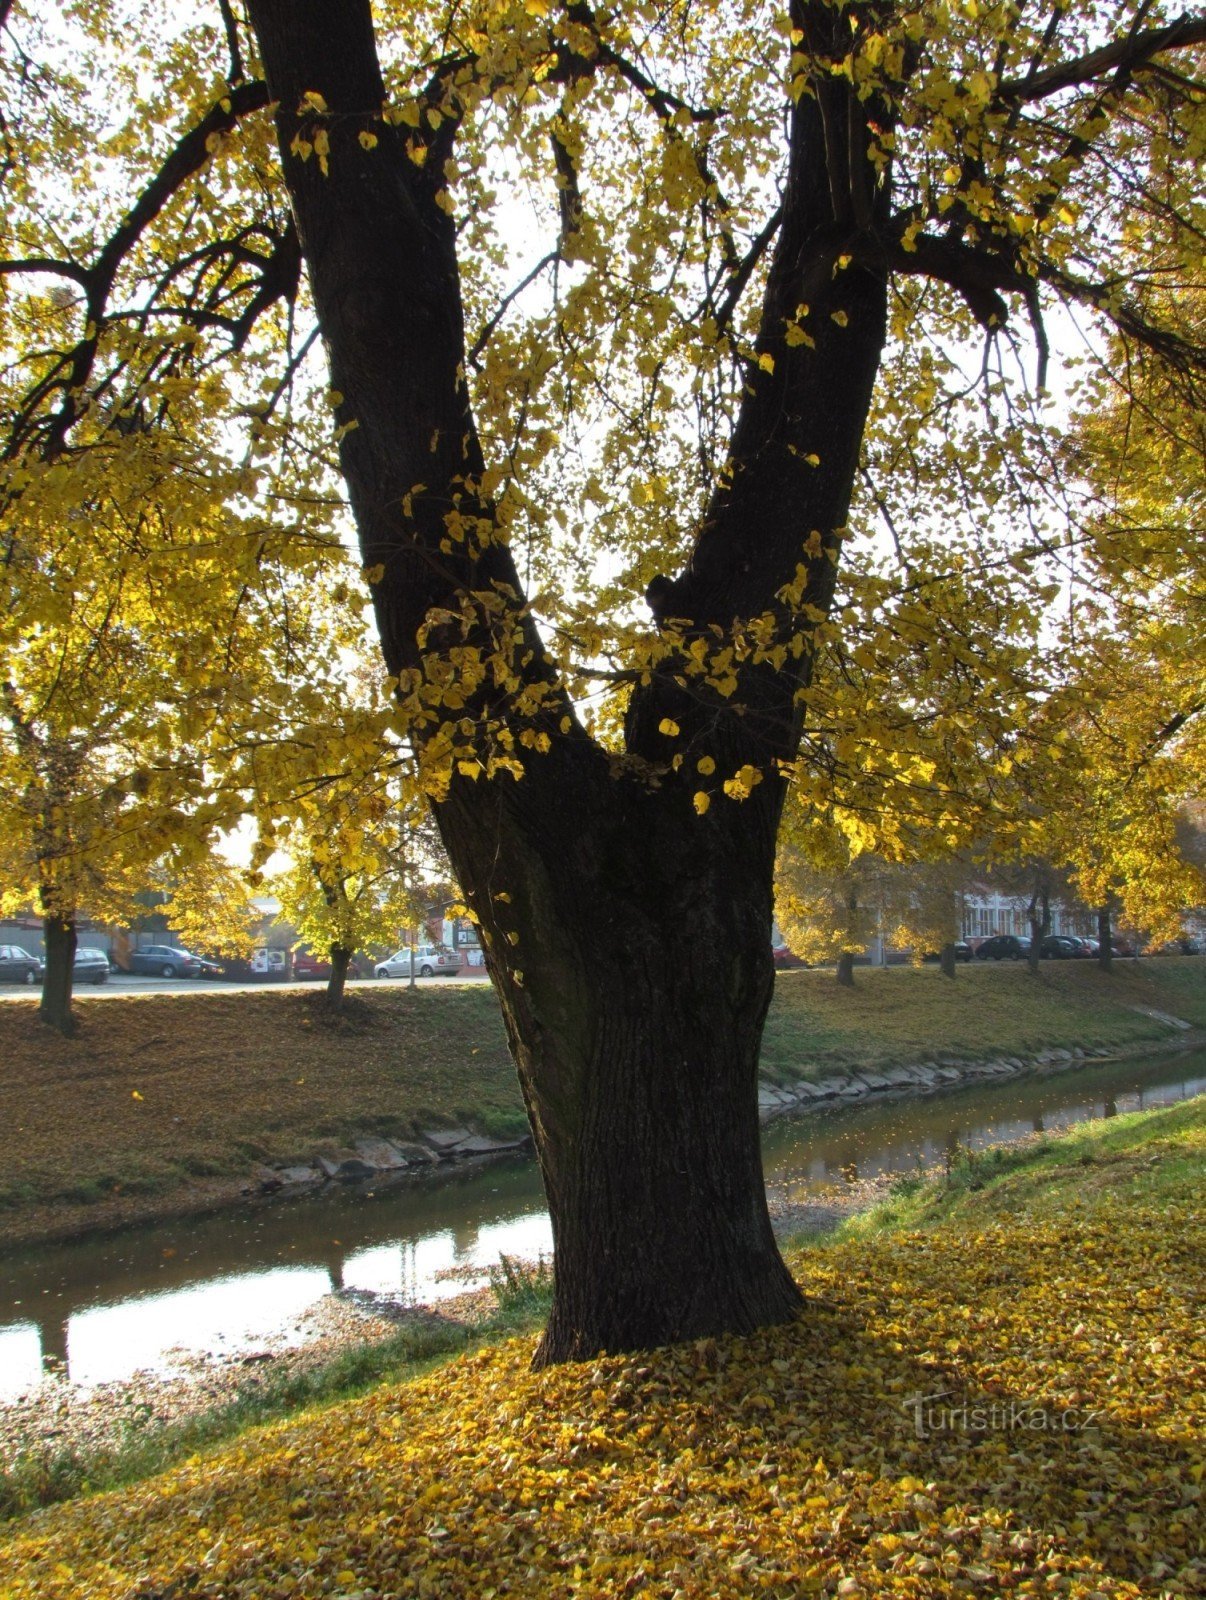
[836,950,856,988]
[939,942,957,980]
[246,0,888,1362]
[1097,908,1113,971]
[39,914,77,1035]
[325,945,353,1010]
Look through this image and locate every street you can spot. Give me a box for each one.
[0,969,492,1001]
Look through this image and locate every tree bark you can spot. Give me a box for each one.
[1097,907,1113,971]
[939,942,957,980]
[325,944,352,1010]
[39,914,77,1035]
[836,950,856,988]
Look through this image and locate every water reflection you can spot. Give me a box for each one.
[758,1055,1206,1198]
[1,1051,1202,1400]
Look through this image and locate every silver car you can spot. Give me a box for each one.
[375,945,461,978]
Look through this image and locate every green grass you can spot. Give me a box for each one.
[0,1264,554,1525]
[822,1092,1206,1243]
[761,955,1206,1080]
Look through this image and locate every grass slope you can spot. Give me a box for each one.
[761,955,1206,1081]
[2,1098,1201,1598]
[0,959,1201,1234]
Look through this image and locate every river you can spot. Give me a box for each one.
[1,1047,1202,1399]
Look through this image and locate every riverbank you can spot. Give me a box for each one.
[1,958,1202,1250]
[3,1095,1201,1595]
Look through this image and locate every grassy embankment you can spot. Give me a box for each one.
[2,1095,1202,1596]
[0,959,1202,1241]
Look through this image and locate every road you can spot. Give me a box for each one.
[0,970,492,1001]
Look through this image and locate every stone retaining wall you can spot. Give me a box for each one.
[248,1011,1199,1195]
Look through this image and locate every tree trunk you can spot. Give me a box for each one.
[836,950,856,988]
[1027,889,1050,976]
[939,942,957,980]
[530,939,800,1364]
[39,914,77,1035]
[438,765,804,1365]
[1097,907,1113,971]
[325,944,352,1010]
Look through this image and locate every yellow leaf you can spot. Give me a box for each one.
[693,791,711,814]
[658,718,680,737]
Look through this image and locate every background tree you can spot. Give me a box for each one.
[3,0,1204,1358]
[270,772,432,1011]
[0,449,353,1030]
[878,856,970,978]
[775,813,881,986]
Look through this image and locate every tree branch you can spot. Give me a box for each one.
[217,0,246,84]
[0,256,89,283]
[90,79,270,305]
[999,11,1206,102]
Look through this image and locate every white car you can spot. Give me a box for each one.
[375,945,461,978]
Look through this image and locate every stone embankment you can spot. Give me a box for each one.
[756,1025,1192,1124]
[247,1008,1198,1195]
[247,1126,531,1196]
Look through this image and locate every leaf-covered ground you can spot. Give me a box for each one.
[2,1104,1201,1599]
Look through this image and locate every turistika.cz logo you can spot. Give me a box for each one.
[903,1390,1101,1440]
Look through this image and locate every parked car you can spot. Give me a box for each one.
[922,941,973,963]
[375,944,460,978]
[0,943,44,985]
[126,944,204,978]
[1039,934,1082,960]
[292,948,364,981]
[1072,936,1099,957]
[974,934,1032,961]
[194,955,226,978]
[772,944,806,969]
[73,947,110,984]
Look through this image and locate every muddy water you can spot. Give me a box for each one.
[1,1049,1202,1398]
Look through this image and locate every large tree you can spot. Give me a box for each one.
[3,0,1203,1360]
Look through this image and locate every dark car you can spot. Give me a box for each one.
[126,944,204,978]
[1039,934,1081,960]
[0,943,44,985]
[922,941,972,963]
[974,934,1031,961]
[292,948,364,981]
[73,947,110,984]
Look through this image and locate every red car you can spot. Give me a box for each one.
[773,944,807,969]
[291,949,363,981]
